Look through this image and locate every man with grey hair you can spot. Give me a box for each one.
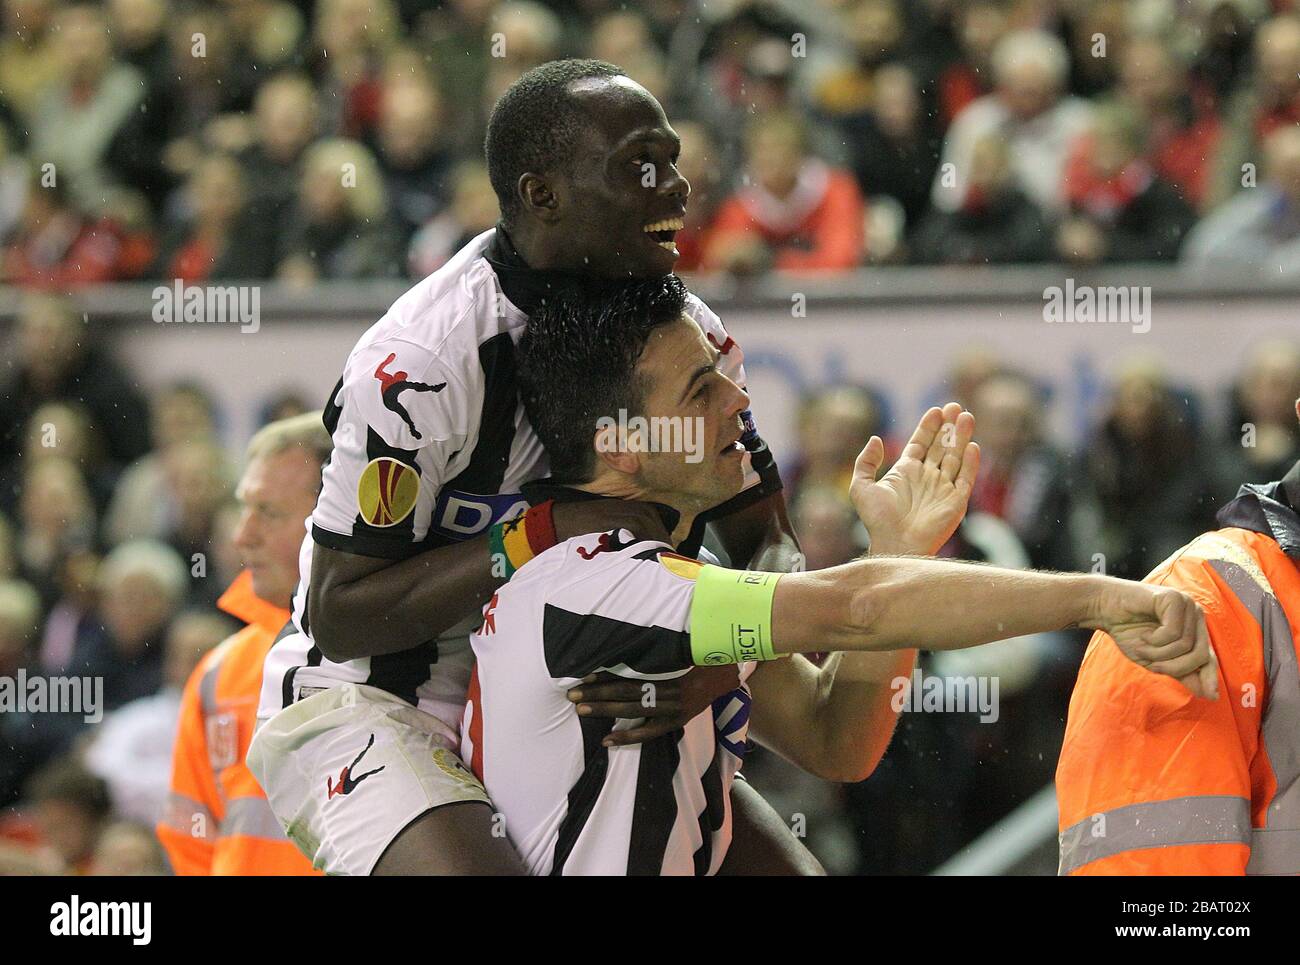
[931,29,1093,217]
[1183,126,1300,273]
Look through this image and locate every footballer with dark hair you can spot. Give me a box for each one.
[250,60,970,875]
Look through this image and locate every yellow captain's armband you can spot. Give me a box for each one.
[688,564,786,665]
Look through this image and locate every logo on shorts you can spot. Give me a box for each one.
[357,457,419,527]
[431,748,483,792]
[327,733,386,799]
[374,352,446,440]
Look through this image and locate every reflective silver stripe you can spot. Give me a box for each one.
[1248,828,1300,875]
[1206,558,1300,875]
[1058,796,1251,875]
[199,659,221,719]
[218,796,290,841]
[163,792,218,840]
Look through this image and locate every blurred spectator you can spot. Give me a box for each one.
[587,10,669,107]
[12,402,113,515]
[1189,0,1268,104]
[788,384,891,501]
[14,459,97,601]
[150,154,273,281]
[811,0,921,118]
[73,539,188,711]
[0,293,151,482]
[1211,339,1300,503]
[1062,0,1128,98]
[84,609,232,825]
[26,3,148,218]
[1208,13,1300,208]
[237,71,320,227]
[19,754,111,874]
[933,0,1009,128]
[1079,360,1217,579]
[376,75,455,246]
[932,29,1093,217]
[789,484,866,571]
[1056,103,1197,264]
[0,126,26,244]
[1184,125,1300,272]
[836,63,941,247]
[912,133,1048,264]
[666,121,724,274]
[87,820,167,875]
[104,382,221,549]
[0,0,62,121]
[703,110,865,274]
[407,160,497,277]
[0,578,45,803]
[1114,36,1221,210]
[158,440,236,605]
[222,0,308,83]
[275,138,404,282]
[310,0,400,141]
[968,372,1076,572]
[1,171,150,287]
[480,2,566,116]
[419,0,497,156]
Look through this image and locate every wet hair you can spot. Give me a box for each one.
[516,274,689,483]
[485,58,625,225]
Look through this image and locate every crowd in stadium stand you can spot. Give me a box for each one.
[0,0,1298,284]
[1,0,1299,874]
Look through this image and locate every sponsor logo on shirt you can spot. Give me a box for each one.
[431,490,528,538]
[373,352,447,440]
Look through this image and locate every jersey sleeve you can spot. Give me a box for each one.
[540,537,703,683]
[310,336,474,559]
[1055,546,1265,875]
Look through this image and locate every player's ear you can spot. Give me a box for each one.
[593,420,640,476]
[518,173,561,224]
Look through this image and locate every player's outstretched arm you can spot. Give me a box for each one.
[766,559,1218,698]
[309,499,670,661]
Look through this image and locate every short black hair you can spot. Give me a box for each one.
[517,275,690,484]
[485,58,626,225]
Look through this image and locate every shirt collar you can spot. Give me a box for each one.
[217,570,292,634]
[1214,459,1300,561]
[485,223,589,317]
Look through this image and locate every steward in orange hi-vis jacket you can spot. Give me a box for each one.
[1057,461,1300,875]
[157,571,320,875]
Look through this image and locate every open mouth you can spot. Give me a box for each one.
[643,216,684,251]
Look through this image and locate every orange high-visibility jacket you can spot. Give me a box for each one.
[1057,464,1300,875]
[157,571,320,875]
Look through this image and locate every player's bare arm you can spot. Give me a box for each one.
[767,558,1219,698]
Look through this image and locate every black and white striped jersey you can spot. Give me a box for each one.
[259,228,773,735]
[461,529,755,875]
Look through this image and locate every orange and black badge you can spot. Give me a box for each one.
[357,456,419,527]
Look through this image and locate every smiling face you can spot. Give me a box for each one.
[528,76,690,278]
[596,316,749,519]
